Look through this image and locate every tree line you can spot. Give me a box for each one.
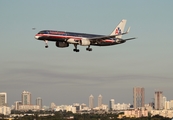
[0,110,171,120]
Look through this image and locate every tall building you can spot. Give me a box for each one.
[15,101,22,110]
[165,101,170,110]
[36,97,42,110]
[155,91,163,110]
[21,91,31,105]
[162,96,167,109]
[98,94,102,108]
[89,94,94,109]
[0,92,7,106]
[133,87,145,109]
[109,99,115,110]
[169,100,173,109]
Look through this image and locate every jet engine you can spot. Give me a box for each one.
[67,38,79,44]
[55,41,69,48]
[79,38,90,46]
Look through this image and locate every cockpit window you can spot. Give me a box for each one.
[38,31,48,34]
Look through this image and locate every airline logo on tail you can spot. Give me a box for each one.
[115,27,121,35]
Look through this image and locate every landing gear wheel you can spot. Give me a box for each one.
[86,48,92,51]
[73,49,80,52]
[89,48,92,51]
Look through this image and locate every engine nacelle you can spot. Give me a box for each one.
[56,41,69,48]
[67,38,79,44]
[79,38,90,46]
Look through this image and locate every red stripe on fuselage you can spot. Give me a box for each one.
[36,34,115,43]
[36,34,82,40]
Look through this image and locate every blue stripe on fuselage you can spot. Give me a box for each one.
[38,30,104,38]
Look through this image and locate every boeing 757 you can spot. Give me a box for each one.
[35,19,136,52]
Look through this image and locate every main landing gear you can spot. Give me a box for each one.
[73,44,80,52]
[73,49,80,52]
[73,44,92,52]
[45,40,48,48]
[86,48,92,51]
[86,45,92,51]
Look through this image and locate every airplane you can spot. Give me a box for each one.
[35,19,136,52]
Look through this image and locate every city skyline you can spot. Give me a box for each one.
[1,1,173,106]
[1,88,173,111]
[2,90,173,118]
[0,87,173,107]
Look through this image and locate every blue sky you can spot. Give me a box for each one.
[0,1,173,106]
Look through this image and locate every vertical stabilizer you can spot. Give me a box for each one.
[110,19,127,38]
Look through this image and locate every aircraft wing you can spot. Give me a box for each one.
[88,27,130,41]
[89,32,127,41]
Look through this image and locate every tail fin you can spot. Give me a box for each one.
[110,19,127,39]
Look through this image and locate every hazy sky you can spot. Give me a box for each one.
[0,1,173,107]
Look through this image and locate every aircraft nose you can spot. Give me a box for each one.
[35,34,39,39]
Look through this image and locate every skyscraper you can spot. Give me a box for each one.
[0,92,7,106]
[21,91,31,105]
[36,97,42,110]
[89,94,94,109]
[109,99,114,110]
[98,94,102,108]
[162,96,167,109]
[155,91,163,110]
[133,87,145,109]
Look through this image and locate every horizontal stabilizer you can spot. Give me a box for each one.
[123,37,137,41]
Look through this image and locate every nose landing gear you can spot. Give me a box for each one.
[45,40,48,48]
